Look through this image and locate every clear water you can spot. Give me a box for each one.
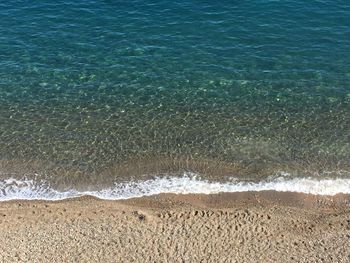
[0,1,349,191]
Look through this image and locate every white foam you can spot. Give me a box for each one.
[1,173,350,201]
[0,178,78,201]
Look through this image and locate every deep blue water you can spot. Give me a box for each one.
[0,0,349,188]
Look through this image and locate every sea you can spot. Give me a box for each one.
[0,0,349,200]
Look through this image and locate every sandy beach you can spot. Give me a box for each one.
[0,191,349,262]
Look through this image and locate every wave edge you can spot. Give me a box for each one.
[1,173,350,201]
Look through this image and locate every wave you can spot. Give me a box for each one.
[1,173,350,201]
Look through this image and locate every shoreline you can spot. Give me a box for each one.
[2,174,350,201]
[1,191,350,262]
[3,190,349,208]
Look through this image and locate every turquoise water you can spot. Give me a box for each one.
[0,1,349,189]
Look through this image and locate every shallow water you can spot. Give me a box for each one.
[0,1,349,195]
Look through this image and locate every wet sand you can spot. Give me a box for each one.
[0,191,349,262]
